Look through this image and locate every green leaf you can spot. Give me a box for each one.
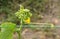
[0,22,16,39]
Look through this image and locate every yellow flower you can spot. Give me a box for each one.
[25,18,30,24]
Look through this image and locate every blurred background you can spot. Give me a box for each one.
[0,0,60,25]
[1,0,60,39]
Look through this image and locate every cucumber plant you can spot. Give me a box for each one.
[0,5,32,39]
[15,5,32,39]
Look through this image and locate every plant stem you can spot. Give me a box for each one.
[20,19,23,31]
[18,19,23,39]
[17,31,20,39]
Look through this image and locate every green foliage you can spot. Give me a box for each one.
[15,5,32,39]
[15,5,32,22]
[0,22,16,39]
[0,5,32,39]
